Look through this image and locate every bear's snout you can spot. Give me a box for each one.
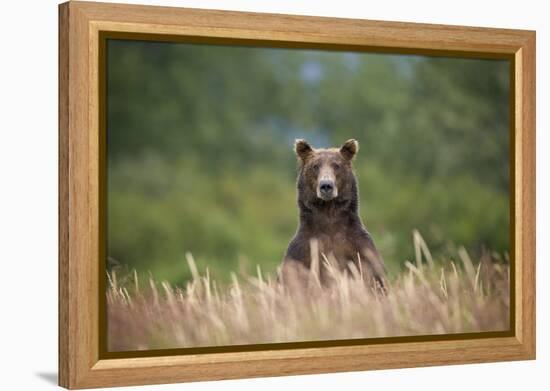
[319,180,334,195]
[318,179,337,200]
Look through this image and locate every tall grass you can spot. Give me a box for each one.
[107,234,509,352]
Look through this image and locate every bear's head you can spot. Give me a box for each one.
[294,139,359,204]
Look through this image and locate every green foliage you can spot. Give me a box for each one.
[107,40,510,284]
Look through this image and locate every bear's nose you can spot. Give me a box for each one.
[319,180,334,194]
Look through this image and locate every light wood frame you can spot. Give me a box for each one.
[59,1,536,389]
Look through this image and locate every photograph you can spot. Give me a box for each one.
[105,38,511,353]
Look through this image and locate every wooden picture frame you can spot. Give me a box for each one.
[59,1,536,389]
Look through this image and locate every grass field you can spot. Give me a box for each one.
[107,235,510,352]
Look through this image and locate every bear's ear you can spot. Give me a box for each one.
[294,139,314,162]
[340,139,359,161]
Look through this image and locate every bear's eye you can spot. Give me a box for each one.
[332,163,341,170]
[312,163,320,171]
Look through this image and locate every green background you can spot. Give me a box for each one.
[107,39,510,284]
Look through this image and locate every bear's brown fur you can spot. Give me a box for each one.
[281,139,386,290]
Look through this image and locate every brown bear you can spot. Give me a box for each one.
[281,139,386,290]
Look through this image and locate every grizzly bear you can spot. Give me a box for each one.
[281,139,386,290]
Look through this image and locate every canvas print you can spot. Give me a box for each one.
[105,39,510,352]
